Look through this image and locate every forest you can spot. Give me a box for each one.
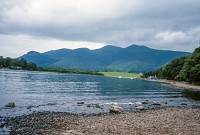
[143,47,200,85]
[0,56,103,76]
[0,57,37,70]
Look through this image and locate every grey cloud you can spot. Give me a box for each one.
[0,0,200,54]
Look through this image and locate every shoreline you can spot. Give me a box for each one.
[4,68,199,91]
[104,75,200,91]
[1,69,199,90]
[2,107,200,135]
[147,79,200,90]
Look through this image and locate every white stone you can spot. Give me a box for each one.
[110,105,124,113]
[136,106,145,110]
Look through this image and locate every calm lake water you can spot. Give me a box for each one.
[0,70,199,116]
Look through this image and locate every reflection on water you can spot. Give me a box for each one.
[182,89,200,100]
[0,70,200,116]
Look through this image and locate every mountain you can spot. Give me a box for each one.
[20,45,191,72]
[20,51,57,66]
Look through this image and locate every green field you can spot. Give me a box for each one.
[100,72,141,78]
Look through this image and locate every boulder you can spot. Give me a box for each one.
[135,102,142,105]
[77,102,84,106]
[87,104,93,107]
[0,122,5,128]
[136,106,145,110]
[109,105,124,113]
[151,102,161,106]
[27,105,34,110]
[161,101,168,104]
[5,102,15,108]
[87,104,103,109]
[142,101,149,104]
[94,104,103,108]
[128,102,134,105]
[181,103,187,105]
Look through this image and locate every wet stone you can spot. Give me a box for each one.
[181,103,188,105]
[5,102,15,108]
[142,101,149,104]
[110,105,124,113]
[161,101,168,104]
[0,122,5,128]
[87,104,103,109]
[77,102,85,105]
[136,106,145,110]
[151,102,161,106]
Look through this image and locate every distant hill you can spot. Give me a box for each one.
[20,45,191,72]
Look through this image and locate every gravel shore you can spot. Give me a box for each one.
[2,107,200,135]
[150,79,200,90]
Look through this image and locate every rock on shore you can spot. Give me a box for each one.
[109,105,124,113]
[136,106,145,110]
[5,102,15,108]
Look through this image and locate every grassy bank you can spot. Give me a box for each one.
[100,72,141,78]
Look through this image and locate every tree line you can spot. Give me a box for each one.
[0,57,37,70]
[142,47,200,85]
[0,56,103,76]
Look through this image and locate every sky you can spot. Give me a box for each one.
[0,0,200,57]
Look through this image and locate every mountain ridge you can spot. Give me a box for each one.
[20,44,191,72]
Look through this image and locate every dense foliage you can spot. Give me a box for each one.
[0,56,103,76]
[158,56,188,80]
[177,47,200,83]
[0,56,37,70]
[40,67,103,75]
[143,47,200,84]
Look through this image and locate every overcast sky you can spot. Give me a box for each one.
[0,0,200,57]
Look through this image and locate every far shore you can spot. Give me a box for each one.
[2,68,199,90]
[101,73,200,91]
[146,78,200,90]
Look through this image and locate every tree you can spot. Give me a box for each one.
[142,46,200,84]
[4,57,12,68]
[0,56,39,71]
[10,59,20,68]
[27,62,37,71]
[0,56,4,68]
[142,70,158,78]
[19,58,28,69]
[178,47,200,83]
[189,64,200,83]
[158,56,188,80]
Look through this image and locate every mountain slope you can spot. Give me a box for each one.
[43,48,72,59]
[20,51,57,67]
[50,48,106,70]
[20,45,191,72]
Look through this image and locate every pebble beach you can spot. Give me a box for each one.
[2,107,200,135]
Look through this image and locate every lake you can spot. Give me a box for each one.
[0,70,199,116]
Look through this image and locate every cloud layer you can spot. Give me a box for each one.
[0,0,200,57]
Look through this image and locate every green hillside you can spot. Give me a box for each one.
[20,45,191,72]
